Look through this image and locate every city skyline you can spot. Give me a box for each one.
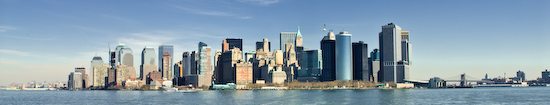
[1,0,550,86]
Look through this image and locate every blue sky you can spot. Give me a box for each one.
[0,0,549,86]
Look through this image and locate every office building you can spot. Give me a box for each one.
[369,49,381,82]
[283,43,299,82]
[198,42,213,87]
[280,27,301,51]
[74,67,87,88]
[174,61,184,86]
[90,56,103,87]
[115,43,134,67]
[516,70,525,82]
[335,31,352,81]
[146,71,162,85]
[222,38,243,52]
[141,46,156,79]
[158,45,174,71]
[256,38,271,52]
[91,56,104,70]
[115,65,133,85]
[68,72,82,90]
[352,41,369,81]
[397,31,412,83]
[235,62,253,88]
[218,48,243,84]
[320,31,336,82]
[542,70,550,83]
[245,51,256,63]
[162,52,172,80]
[379,23,410,83]
[300,49,322,77]
[92,64,110,87]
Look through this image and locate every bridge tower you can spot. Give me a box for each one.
[460,73,466,87]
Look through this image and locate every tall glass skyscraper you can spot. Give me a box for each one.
[115,43,133,66]
[158,45,173,71]
[280,27,301,52]
[198,42,211,75]
[141,47,155,65]
[141,46,156,79]
[320,31,336,82]
[335,31,352,81]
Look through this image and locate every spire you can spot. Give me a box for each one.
[296,26,302,37]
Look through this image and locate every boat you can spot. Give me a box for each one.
[178,89,197,93]
[165,87,178,92]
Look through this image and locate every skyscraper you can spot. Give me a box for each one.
[256,38,271,52]
[335,31,352,81]
[320,31,336,82]
[198,42,212,87]
[141,46,156,79]
[301,49,322,77]
[219,48,243,84]
[174,61,184,86]
[369,49,381,82]
[397,31,412,83]
[295,27,304,68]
[115,43,133,67]
[516,70,525,82]
[182,52,192,78]
[543,70,550,83]
[90,56,104,87]
[379,23,411,83]
[68,72,82,90]
[92,64,109,87]
[162,52,172,80]
[91,56,104,70]
[223,38,243,52]
[280,28,298,52]
[74,67,87,88]
[158,45,174,71]
[352,41,369,81]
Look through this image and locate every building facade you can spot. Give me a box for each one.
[158,45,174,71]
[320,31,336,82]
[379,23,402,83]
[141,46,156,79]
[335,31,352,81]
[352,41,369,81]
[162,52,172,80]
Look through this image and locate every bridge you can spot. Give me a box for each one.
[405,73,494,87]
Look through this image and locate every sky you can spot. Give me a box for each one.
[0,0,549,86]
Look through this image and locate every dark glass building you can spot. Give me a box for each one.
[320,31,336,82]
[352,41,369,81]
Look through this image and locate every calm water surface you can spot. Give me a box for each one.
[1,87,550,104]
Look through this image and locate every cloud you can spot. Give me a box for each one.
[0,49,31,57]
[0,35,55,41]
[0,26,17,32]
[172,5,253,19]
[236,0,280,6]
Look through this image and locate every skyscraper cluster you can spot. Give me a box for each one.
[68,23,413,90]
